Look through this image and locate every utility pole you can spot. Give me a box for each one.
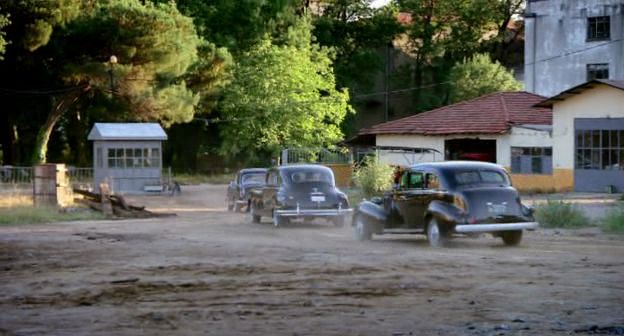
[384,42,391,122]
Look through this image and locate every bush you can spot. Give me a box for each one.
[602,206,624,234]
[534,201,590,228]
[353,156,395,198]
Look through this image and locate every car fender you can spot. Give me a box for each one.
[353,201,387,232]
[425,200,463,227]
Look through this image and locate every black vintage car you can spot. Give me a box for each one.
[249,164,352,226]
[227,168,268,212]
[353,161,538,247]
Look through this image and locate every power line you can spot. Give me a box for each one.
[352,81,453,99]
[525,37,623,66]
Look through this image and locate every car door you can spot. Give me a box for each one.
[391,170,426,228]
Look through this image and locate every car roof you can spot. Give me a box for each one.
[409,161,505,173]
[239,168,267,174]
[277,164,333,173]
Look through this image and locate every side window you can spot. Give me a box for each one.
[409,172,424,189]
[400,171,424,189]
[426,173,440,190]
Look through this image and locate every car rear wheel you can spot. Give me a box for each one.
[353,215,372,241]
[427,218,449,248]
[501,230,523,246]
[250,203,261,223]
[332,216,345,227]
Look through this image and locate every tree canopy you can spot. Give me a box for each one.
[219,18,352,158]
[448,53,522,103]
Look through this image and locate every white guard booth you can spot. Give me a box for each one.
[88,123,167,194]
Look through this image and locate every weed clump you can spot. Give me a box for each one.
[534,201,590,228]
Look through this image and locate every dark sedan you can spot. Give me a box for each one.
[249,164,352,227]
[352,161,538,247]
[227,168,268,212]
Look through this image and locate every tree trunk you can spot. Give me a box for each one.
[31,85,90,164]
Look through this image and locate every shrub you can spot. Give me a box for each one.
[602,206,624,234]
[353,156,395,198]
[534,201,590,228]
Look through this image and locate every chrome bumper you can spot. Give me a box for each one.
[455,222,539,233]
[275,206,353,217]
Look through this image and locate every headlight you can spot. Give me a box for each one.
[453,195,466,211]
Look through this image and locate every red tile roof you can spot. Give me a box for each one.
[360,91,552,136]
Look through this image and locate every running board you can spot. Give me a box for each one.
[382,228,425,234]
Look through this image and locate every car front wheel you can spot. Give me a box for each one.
[501,230,523,246]
[272,211,288,227]
[427,218,449,248]
[353,215,372,241]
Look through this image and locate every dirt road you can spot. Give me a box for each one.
[1,185,623,335]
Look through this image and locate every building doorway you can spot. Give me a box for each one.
[445,139,497,163]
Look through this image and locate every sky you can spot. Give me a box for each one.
[370,0,391,8]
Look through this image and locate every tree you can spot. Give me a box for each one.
[0,11,9,59]
[397,0,502,110]
[448,53,521,103]
[219,18,352,159]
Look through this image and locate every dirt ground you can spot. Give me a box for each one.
[1,185,623,336]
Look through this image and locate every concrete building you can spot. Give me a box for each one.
[352,80,624,192]
[88,123,167,194]
[524,0,624,97]
[536,80,624,192]
[352,91,556,192]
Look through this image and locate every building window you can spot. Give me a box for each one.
[576,130,624,170]
[511,147,552,174]
[587,63,609,81]
[106,147,160,169]
[587,16,610,41]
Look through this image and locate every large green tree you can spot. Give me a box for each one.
[219,18,352,159]
[1,0,229,164]
[448,53,521,103]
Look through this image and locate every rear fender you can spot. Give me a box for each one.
[425,200,464,228]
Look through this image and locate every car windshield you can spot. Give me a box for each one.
[286,170,334,186]
[241,173,265,184]
[454,170,509,186]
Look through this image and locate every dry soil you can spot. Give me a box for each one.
[1,185,623,336]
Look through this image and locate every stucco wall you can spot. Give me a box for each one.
[552,84,624,170]
[376,130,563,192]
[524,0,624,97]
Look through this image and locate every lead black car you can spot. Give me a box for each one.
[353,161,538,247]
[249,165,352,227]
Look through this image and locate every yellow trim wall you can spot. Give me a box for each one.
[509,168,573,193]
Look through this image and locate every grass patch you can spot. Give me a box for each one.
[602,206,624,234]
[534,200,590,228]
[173,173,233,185]
[0,206,105,226]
